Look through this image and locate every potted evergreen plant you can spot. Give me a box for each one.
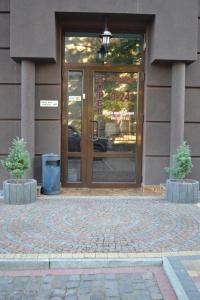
[165,141,199,203]
[1,137,37,204]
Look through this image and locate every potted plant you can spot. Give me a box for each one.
[165,141,199,203]
[1,137,37,204]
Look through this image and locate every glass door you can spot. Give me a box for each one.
[62,66,143,187]
[88,68,143,186]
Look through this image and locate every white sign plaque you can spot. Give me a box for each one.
[69,96,82,101]
[40,100,59,107]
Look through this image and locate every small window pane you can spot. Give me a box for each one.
[67,71,83,152]
[68,158,81,182]
[92,158,135,182]
[65,34,143,65]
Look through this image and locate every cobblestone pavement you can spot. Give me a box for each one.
[0,197,200,253]
[0,266,177,300]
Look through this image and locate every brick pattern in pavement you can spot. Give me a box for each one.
[0,198,200,253]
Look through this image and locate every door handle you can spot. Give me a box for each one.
[90,120,99,141]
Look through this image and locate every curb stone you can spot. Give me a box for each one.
[163,257,189,300]
[0,258,162,270]
[0,258,49,270]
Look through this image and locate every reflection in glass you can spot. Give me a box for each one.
[68,158,81,182]
[92,158,135,182]
[67,71,82,152]
[65,34,143,65]
[93,72,138,153]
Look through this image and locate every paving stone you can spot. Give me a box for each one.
[150,292,163,300]
[81,274,95,281]
[142,272,154,280]
[52,288,66,297]
[106,289,119,297]
[93,280,105,289]
[94,274,105,280]
[42,275,53,284]
[79,280,92,289]
[78,295,90,300]
[132,282,146,290]
[79,287,91,295]
[90,289,106,300]
[65,295,78,300]
[68,275,80,281]
[105,274,116,280]
[122,294,136,300]
[105,280,118,289]
[66,280,80,288]
[119,282,133,294]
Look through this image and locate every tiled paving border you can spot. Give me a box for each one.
[0,266,177,300]
[1,252,200,299]
[167,256,200,300]
[1,253,200,299]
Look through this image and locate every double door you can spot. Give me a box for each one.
[62,65,143,187]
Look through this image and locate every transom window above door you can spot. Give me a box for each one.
[64,33,144,65]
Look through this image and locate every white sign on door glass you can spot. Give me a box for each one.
[69,96,82,101]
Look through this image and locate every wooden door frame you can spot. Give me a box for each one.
[61,64,144,188]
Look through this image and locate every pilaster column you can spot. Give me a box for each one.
[21,60,35,178]
[170,62,186,168]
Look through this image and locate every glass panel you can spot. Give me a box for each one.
[93,72,138,153]
[65,34,143,65]
[68,158,81,182]
[92,158,135,182]
[67,71,82,152]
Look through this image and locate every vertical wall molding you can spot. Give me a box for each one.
[21,60,35,178]
[170,62,186,168]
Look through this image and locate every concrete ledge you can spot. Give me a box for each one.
[50,258,162,269]
[39,195,165,201]
[163,257,189,300]
[0,257,162,271]
[0,258,49,270]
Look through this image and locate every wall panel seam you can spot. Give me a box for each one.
[185,121,200,124]
[35,83,61,86]
[146,85,171,88]
[0,83,21,85]
[35,119,60,121]
[145,155,170,158]
[0,119,21,121]
[145,121,170,123]
[186,86,200,89]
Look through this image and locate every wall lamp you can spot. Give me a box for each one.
[99,17,112,49]
[98,17,112,60]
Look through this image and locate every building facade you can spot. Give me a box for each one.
[0,0,200,188]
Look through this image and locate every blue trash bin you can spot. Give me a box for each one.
[42,153,60,195]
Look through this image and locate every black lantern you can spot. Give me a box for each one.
[97,45,107,60]
[99,17,112,49]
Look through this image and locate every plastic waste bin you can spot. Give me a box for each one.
[42,153,60,195]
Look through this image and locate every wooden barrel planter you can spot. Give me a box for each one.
[166,179,199,203]
[3,179,37,205]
